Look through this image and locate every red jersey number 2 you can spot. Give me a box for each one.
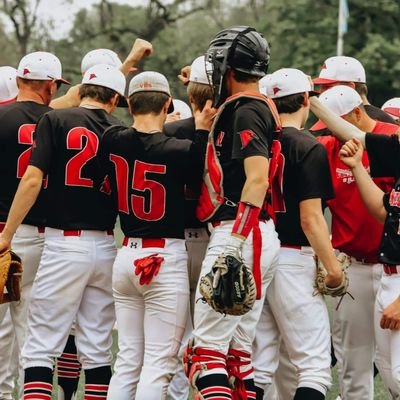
[16,124,36,178]
[110,155,166,221]
[65,127,99,187]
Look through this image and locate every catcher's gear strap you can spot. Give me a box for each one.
[134,254,164,285]
[232,202,261,240]
[196,92,282,223]
[227,349,254,400]
[183,340,226,393]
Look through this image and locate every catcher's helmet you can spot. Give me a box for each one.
[206,26,270,107]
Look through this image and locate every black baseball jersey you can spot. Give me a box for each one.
[210,98,275,222]
[99,126,208,239]
[364,104,398,125]
[366,133,400,265]
[275,127,334,246]
[29,107,121,230]
[0,101,52,226]
[164,117,205,229]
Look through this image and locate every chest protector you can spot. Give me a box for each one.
[196,92,283,222]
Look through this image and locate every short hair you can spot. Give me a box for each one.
[79,84,117,104]
[274,93,306,114]
[16,77,49,91]
[128,91,170,115]
[232,69,259,83]
[187,82,213,112]
[354,82,368,97]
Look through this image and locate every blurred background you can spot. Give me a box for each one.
[0,0,399,108]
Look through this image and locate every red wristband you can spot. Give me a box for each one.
[231,201,261,239]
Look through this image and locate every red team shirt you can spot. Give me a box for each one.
[317,121,400,262]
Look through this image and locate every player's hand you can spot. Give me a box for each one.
[178,65,191,85]
[165,112,181,124]
[0,233,12,254]
[126,39,153,65]
[193,99,217,131]
[324,268,343,289]
[380,297,400,330]
[339,138,363,169]
[65,84,81,107]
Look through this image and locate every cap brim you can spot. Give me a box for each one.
[310,119,327,131]
[168,100,174,114]
[312,77,340,85]
[117,95,128,108]
[308,90,319,97]
[56,78,71,85]
[383,107,400,118]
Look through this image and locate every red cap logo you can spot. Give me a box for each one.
[89,73,97,80]
[140,82,153,89]
[23,68,30,75]
[273,87,280,95]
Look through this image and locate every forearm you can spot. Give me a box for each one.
[351,163,387,223]
[310,97,366,146]
[240,179,268,208]
[2,173,43,242]
[302,213,339,274]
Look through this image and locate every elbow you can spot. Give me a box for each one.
[248,176,269,193]
[300,213,318,234]
[20,171,43,191]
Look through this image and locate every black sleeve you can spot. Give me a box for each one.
[366,133,400,179]
[296,143,335,202]
[29,112,56,174]
[232,104,272,160]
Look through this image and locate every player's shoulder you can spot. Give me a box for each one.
[164,117,195,139]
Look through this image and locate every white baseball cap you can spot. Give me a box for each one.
[263,68,316,99]
[311,85,363,131]
[81,49,122,75]
[313,56,366,85]
[189,56,211,85]
[17,51,69,84]
[381,97,400,118]
[82,64,127,107]
[128,71,174,113]
[169,99,192,119]
[0,66,18,104]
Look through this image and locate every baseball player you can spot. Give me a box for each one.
[382,98,400,123]
[311,85,400,400]
[313,55,397,124]
[0,53,68,397]
[99,71,214,400]
[252,68,344,400]
[53,38,152,400]
[186,26,281,400]
[164,55,213,400]
[0,63,127,399]
[311,96,400,396]
[0,66,20,400]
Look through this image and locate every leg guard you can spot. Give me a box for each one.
[183,338,228,399]
[226,349,254,400]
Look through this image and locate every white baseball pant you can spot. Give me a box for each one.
[0,223,44,396]
[374,269,400,399]
[192,219,280,372]
[0,309,18,400]
[107,238,189,400]
[168,227,209,400]
[332,260,382,400]
[254,247,332,396]
[21,228,116,370]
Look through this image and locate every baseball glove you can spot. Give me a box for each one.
[314,252,350,298]
[199,252,256,316]
[0,249,23,304]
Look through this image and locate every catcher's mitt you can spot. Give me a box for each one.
[0,249,23,304]
[314,252,351,298]
[199,252,256,316]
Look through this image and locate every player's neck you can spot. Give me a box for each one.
[80,98,111,113]
[17,89,48,105]
[132,113,165,134]
[230,80,260,96]
[279,111,304,130]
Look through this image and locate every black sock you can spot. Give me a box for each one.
[24,366,53,399]
[294,387,325,400]
[57,334,81,400]
[84,366,112,399]
[197,374,231,399]
[244,379,257,399]
[254,384,264,400]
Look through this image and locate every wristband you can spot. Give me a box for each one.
[231,201,261,240]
